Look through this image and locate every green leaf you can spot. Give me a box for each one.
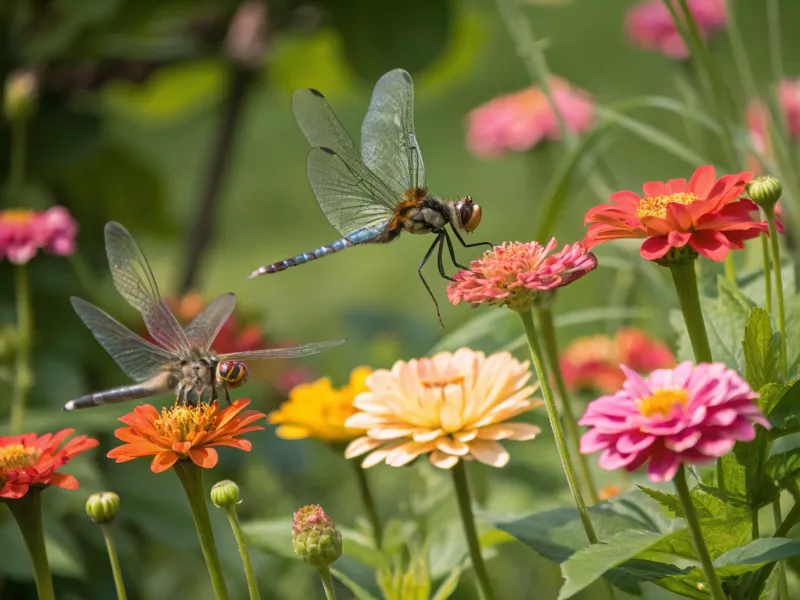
[330,567,380,600]
[636,486,682,517]
[733,429,778,509]
[240,519,297,560]
[767,451,800,486]
[766,378,800,431]
[743,308,781,389]
[430,567,463,600]
[714,537,800,571]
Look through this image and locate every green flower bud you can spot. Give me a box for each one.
[3,70,38,124]
[746,176,782,209]
[210,479,241,508]
[292,505,342,568]
[85,492,120,524]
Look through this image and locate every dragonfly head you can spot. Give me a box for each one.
[216,360,249,389]
[456,196,482,232]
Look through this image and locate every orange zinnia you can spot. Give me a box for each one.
[107,399,266,473]
[583,166,767,262]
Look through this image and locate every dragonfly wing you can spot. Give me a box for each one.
[104,222,191,354]
[306,147,396,238]
[218,338,346,361]
[71,297,173,382]
[361,69,425,192]
[185,293,236,350]
[293,88,361,158]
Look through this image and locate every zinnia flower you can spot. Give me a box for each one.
[344,349,542,469]
[447,239,597,312]
[626,0,727,59]
[779,78,800,138]
[107,399,266,472]
[0,207,78,264]
[561,327,675,394]
[0,429,99,499]
[583,165,768,262]
[579,362,768,482]
[467,77,594,158]
[269,367,370,443]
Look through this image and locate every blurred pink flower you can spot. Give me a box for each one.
[0,207,77,264]
[626,0,727,59]
[447,239,597,312]
[579,362,768,482]
[466,77,594,158]
[779,78,800,137]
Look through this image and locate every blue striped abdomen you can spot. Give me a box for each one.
[250,228,383,276]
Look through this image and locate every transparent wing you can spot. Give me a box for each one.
[71,297,173,382]
[218,338,346,361]
[292,88,361,158]
[104,222,191,355]
[185,293,236,350]
[361,69,425,192]
[306,147,397,237]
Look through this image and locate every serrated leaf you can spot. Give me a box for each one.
[743,308,781,389]
[637,486,683,517]
[766,451,800,486]
[766,378,800,431]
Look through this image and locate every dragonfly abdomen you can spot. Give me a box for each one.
[250,234,365,276]
[63,383,156,410]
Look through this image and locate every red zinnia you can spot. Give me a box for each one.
[583,166,767,262]
[0,430,99,499]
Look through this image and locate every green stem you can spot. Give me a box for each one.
[350,460,383,549]
[668,261,713,363]
[100,525,127,600]
[761,234,773,314]
[723,255,735,284]
[8,120,27,204]
[317,566,337,600]
[674,466,727,600]
[536,307,600,505]
[7,490,56,600]
[451,461,495,600]
[173,461,230,600]
[775,501,800,538]
[224,506,260,600]
[772,499,789,600]
[767,0,784,83]
[766,208,787,376]
[751,507,760,539]
[10,264,33,435]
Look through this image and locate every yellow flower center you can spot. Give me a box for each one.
[636,192,699,220]
[421,374,465,389]
[154,403,217,442]
[637,388,688,418]
[1,209,34,224]
[0,443,41,472]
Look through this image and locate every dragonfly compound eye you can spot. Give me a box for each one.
[458,200,482,232]
[216,361,249,388]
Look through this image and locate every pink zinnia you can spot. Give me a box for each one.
[0,207,78,264]
[779,78,800,137]
[626,0,727,60]
[579,362,768,482]
[447,239,597,312]
[466,77,594,159]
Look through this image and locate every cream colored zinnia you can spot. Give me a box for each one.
[344,349,542,469]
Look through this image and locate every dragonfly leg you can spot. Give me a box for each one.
[452,227,493,250]
[418,235,444,328]
[442,230,468,270]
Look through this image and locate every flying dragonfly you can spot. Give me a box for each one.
[64,222,345,411]
[249,68,492,325]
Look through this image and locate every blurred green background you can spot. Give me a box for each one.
[2,0,800,598]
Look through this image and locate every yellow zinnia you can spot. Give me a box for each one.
[270,367,371,443]
[344,349,542,469]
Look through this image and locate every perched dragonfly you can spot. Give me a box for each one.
[249,68,492,325]
[64,222,344,411]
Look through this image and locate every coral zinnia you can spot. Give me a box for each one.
[0,430,99,499]
[447,239,597,312]
[270,367,370,443]
[344,349,541,469]
[583,166,767,262]
[561,327,675,394]
[0,207,78,264]
[579,362,768,482]
[107,399,266,472]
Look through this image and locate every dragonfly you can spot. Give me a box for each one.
[64,222,345,411]
[249,68,492,326]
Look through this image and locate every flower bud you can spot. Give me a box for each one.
[210,479,241,508]
[85,492,120,524]
[746,176,782,209]
[3,70,38,124]
[292,505,342,568]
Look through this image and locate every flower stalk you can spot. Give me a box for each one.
[317,567,337,600]
[761,234,773,313]
[536,307,600,504]
[451,461,495,600]
[350,460,383,549]
[773,499,790,600]
[7,490,55,600]
[174,461,230,600]
[765,207,787,376]
[668,261,712,363]
[10,264,33,435]
[224,505,259,600]
[673,466,727,600]
[100,525,127,600]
